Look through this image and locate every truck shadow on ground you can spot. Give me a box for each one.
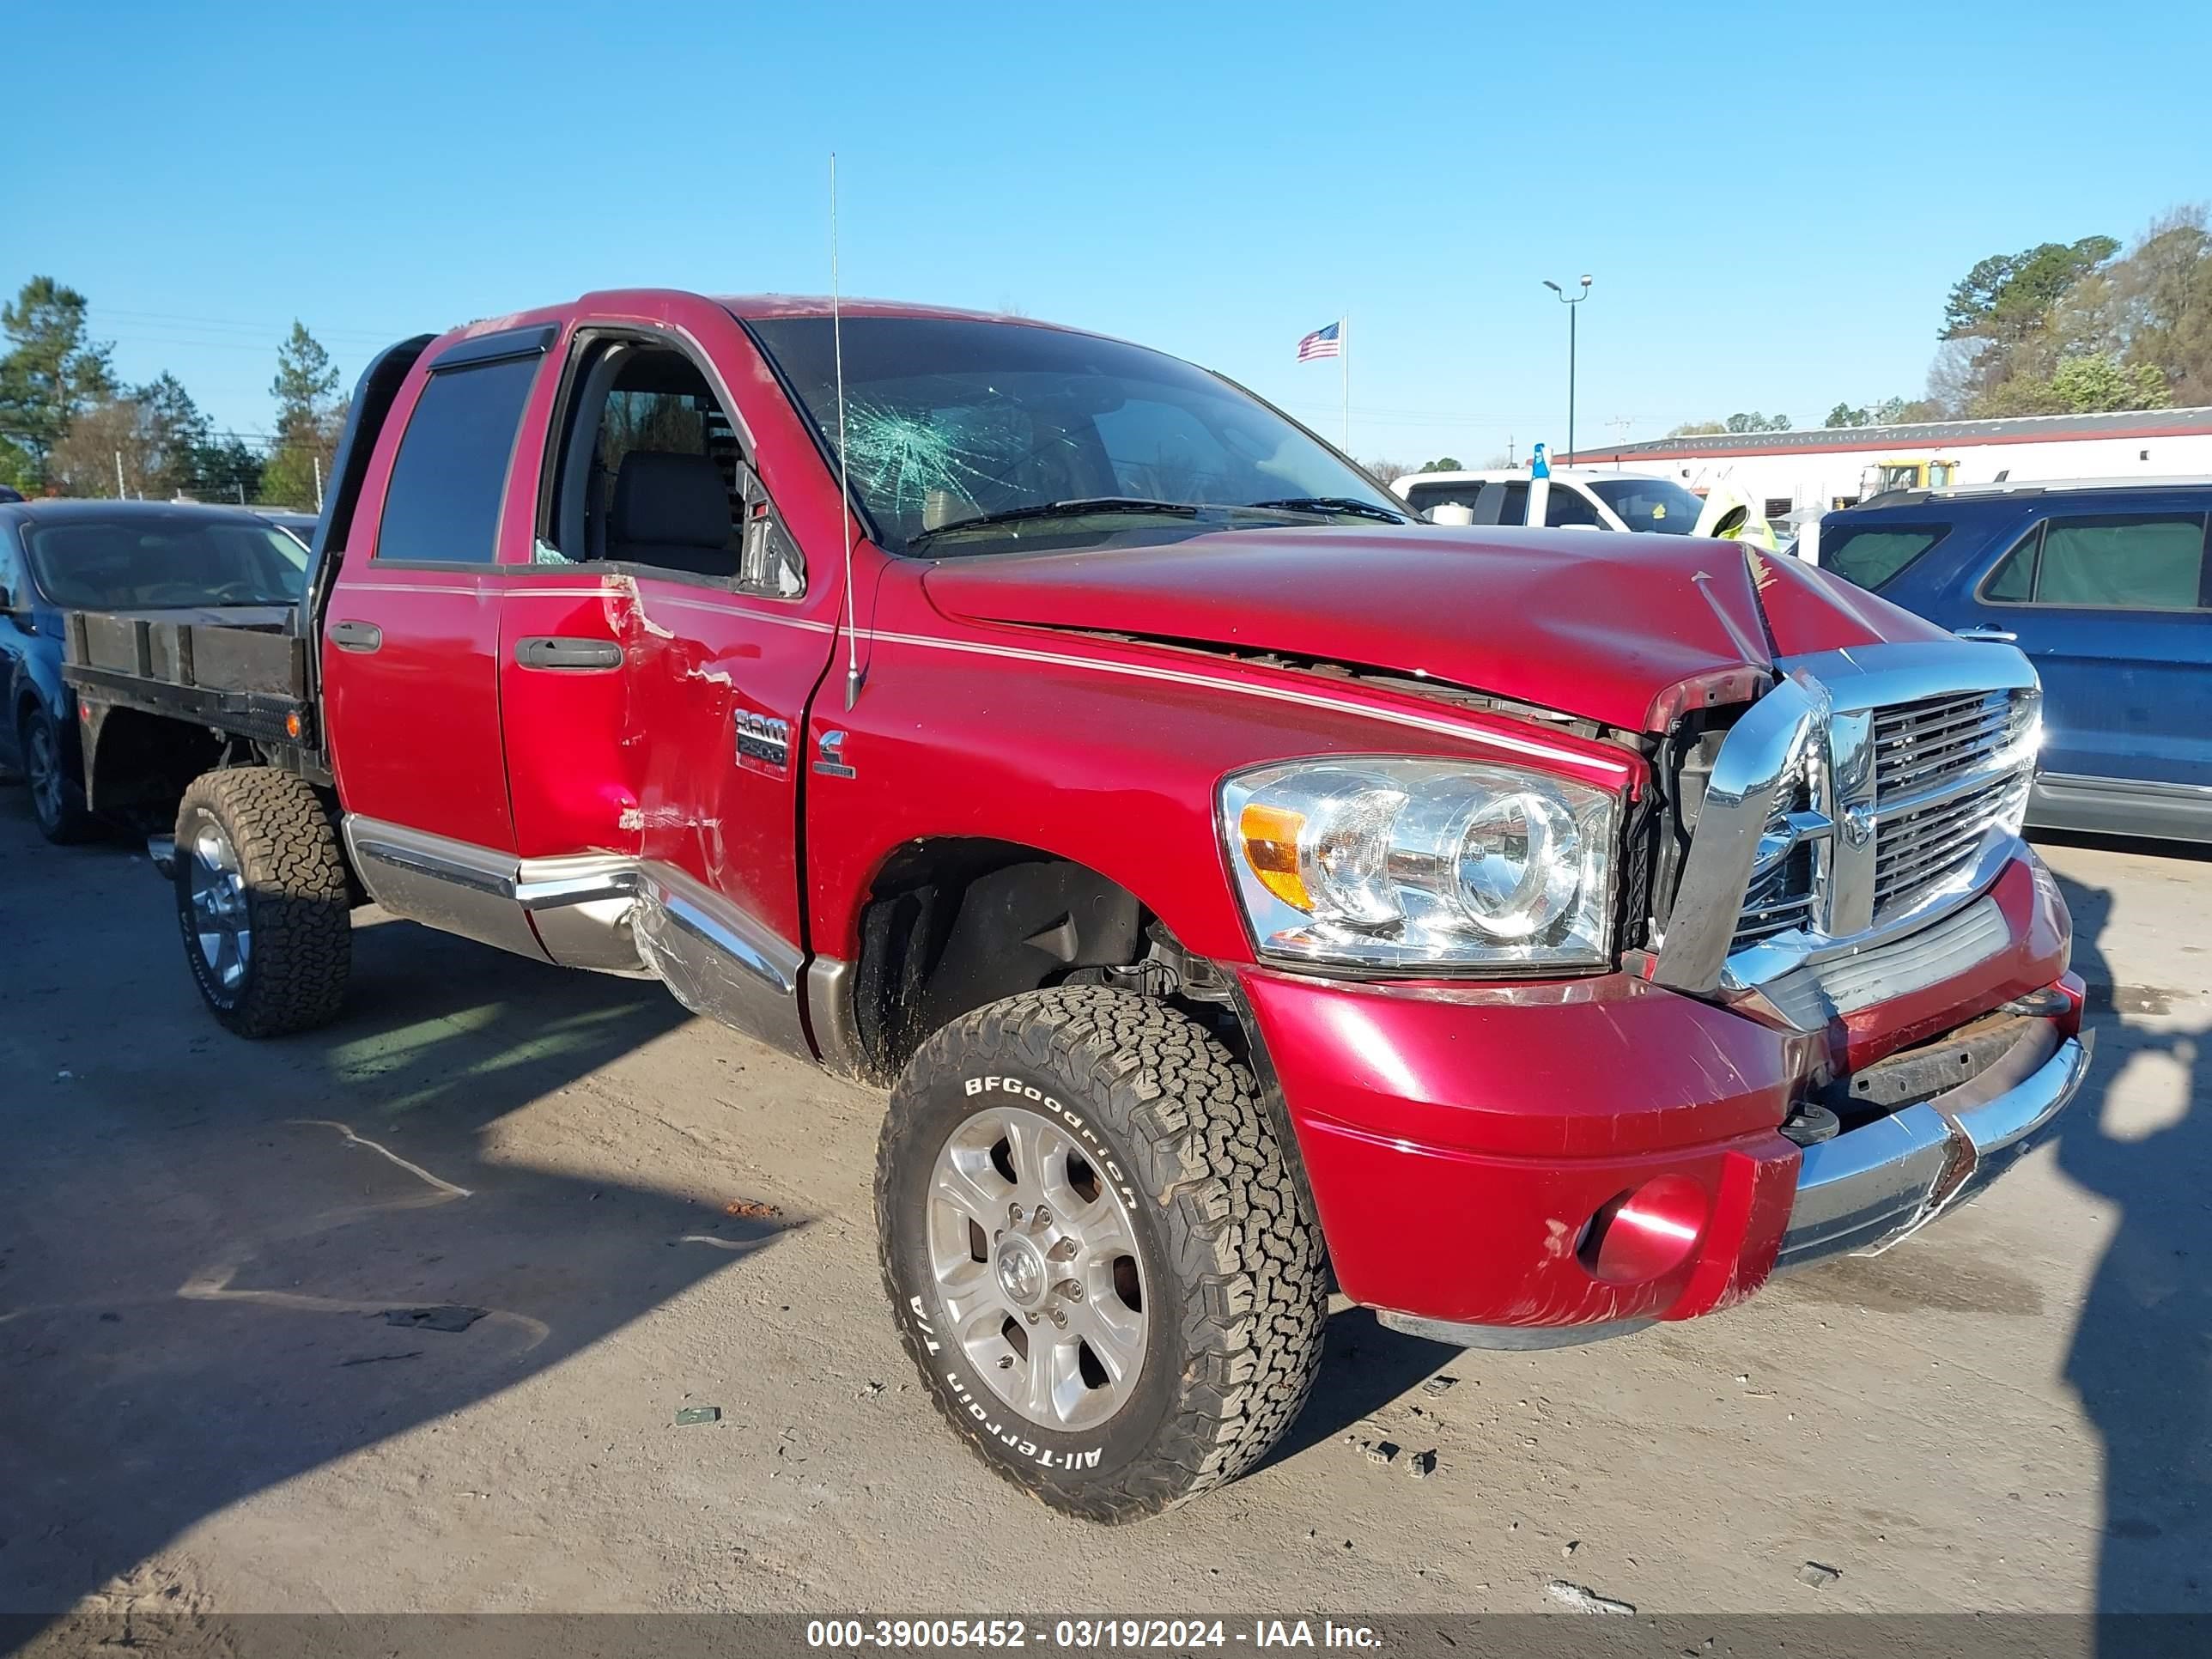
[2040,838,2212,1624]
[0,807,798,1624]
[1261,1309,1456,1469]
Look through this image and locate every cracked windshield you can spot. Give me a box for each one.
[747,314,1405,553]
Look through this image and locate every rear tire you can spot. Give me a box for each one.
[877,987,1327,1522]
[173,768,352,1036]
[21,704,96,844]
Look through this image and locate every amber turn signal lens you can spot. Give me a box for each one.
[1238,801,1310,911]
[284,711,302,738]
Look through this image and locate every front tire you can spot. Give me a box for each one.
[21,704,95,844]
[173,768,352,1036]
[877,987,1327,1522]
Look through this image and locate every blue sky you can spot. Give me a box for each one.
[10,1,2209,466]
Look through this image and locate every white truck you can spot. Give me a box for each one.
[1392,466,1779,548]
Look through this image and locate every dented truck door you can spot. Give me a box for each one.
[497,298,842,1048]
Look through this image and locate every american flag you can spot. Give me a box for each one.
[1296,320,1343,362]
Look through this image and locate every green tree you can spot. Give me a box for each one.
[1971,354,2171,417]
[1942,236,2120,343]
[191,434,265,504]
[1724,411,1791,433]
[258,444,325,508]
[1826,396,1942,428]
[1873,395,1943,423]
[2108,206,2212,404]
[270,320,338,444]
[1418,455,1464,472]
[45,398,136,496]
[1665,420,1727,436]
[0,276,117,473]
[0,435,33,492]
[46,374,236,500]
[134,372,213,495]
[1926,208,2212,418]
[263,321,343,507]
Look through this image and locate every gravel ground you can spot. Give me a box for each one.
[2,786,2205,1626]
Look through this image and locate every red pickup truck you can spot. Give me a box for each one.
[63,290,2091,1521]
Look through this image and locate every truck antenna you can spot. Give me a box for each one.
[831,152,865,710]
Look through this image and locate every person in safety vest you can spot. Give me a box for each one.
[1690,480,1779,550]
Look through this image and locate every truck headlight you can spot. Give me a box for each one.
[1219,758,1619,974]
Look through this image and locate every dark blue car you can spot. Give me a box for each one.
[1815,480,2212,842]
[0,500,310,842]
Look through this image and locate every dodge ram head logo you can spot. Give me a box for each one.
[734,710,791,775]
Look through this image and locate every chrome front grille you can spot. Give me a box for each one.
[1731,756,1817,951]
[1870,690,2035,920]
[1654,641,2042,1012]
[1735,860,1816,945]
[1874,690,2017,804]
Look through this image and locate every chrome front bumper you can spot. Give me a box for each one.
[1776,1023,2094,1270]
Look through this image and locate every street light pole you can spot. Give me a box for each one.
[1542,275,1593,462]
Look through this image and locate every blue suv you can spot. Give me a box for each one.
[1815,481,2212,842]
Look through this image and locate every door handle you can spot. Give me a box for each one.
[329,620,383,653]
[1954,627,2019,643]
[516,635,623,671]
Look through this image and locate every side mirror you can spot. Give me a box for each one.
[3,605,34,635]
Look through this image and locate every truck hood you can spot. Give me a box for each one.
[920,526,1948,732]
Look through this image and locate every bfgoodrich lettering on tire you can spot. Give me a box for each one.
[876,986,1327,1522]
[173,767,352,1037]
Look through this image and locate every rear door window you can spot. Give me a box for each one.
[1981,526,2039,602]
[2031,513,2209,610]
[374,356,542,564]
[1820,522,1949,592]
[1473,482,1528,525]
[1404,480,1486,517]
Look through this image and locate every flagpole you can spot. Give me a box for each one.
[1340,313,1350,451]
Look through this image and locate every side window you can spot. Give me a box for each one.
[1823,523,1951,592]
[0,526,21,610]
[374,356,541,564]
[1405,481,1485,518]
[2033,514,2207,611]
[1544,485,1603,528]
[544,339,802,596]
[1474,482,1528,525]
[1980,526,2039,603]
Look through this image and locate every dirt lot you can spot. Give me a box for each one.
[3,786,2206,1624]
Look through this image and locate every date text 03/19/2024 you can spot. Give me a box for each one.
[805,1620,1385,1649]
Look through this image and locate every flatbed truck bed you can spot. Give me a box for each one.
[59,605,326,811]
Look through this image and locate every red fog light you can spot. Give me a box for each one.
[1577,1175,1709,1285]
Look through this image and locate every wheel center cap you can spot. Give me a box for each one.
[995,1237,1046,1307]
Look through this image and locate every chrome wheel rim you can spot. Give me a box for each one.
[927,1103,1150,1432]
[26,719,62,829]
[186,821,252,994]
